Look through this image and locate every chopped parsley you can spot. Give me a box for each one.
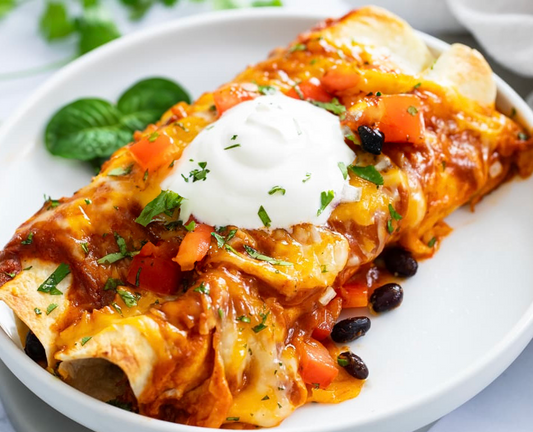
[224,144,241,150]
[302,172,312,183]
[310,98,346,115]
[348,165,384,186]
[107,164,133,176]
[21,232,34,245]
[268,186,286,196]
[244,245,292,266]
[237,315,251,323]
[387,219,394,234]
[376,91,382,97]
[81,336,92,346]
[193,282,210,295]
[252,311,270,333]
[338,162,348,180]
[414,82,422,89]
[389,204,402,221]
[46,303,58,315]
[44,195,60,209]
[407,105,419,116]
[23,266,33,271]
[103,278,123,291]
[289,43,306,52]
[81,242,89,254]
[37,263,70,295]
[226,417,240,422]
[97,232,135,264]
[4,272,15,278]
[117,289,140,307]
[258,205,272,228]
[317,190,335,216]
[231,134,238,140]
[135,190,183,227]
[34,308,42,316]
[184,220,196,232]
[428,237,437,248]
[85,198,92,205]
[188,161,210,182]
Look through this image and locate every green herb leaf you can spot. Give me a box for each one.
[338,162,348,180]
[414,82,422,89]
[117,288,139,307]
[0,0,16,20]
[257,84,277,95]
[302,172,312,183]
[252,311,270,333]
[81,242,89,254]
[4,272,15,278]
[407,105,419,116]
[117,78,190,131]
[85,198,92,205]
[387,219,394,234]
[40,1,75,41]
[224,144,241,150]
[268,186,286,196]
[21,232,34,245]
[218,308,224,319]
[226,417,240,422]
[135,190,183,227]
[184,220,196,232]
[45,99,132,161]
[388,204,402,221]
[348,165,384,186]
[46,303,58,315]
[428,237,437,247]
[258,205,271,228]
[76,4,121,55]
[252,0,282,6]
[81,336,92,346]
[37,263,70,295]
[337,356,349,367]
[261,395,270,400]
[243,245,292,266]
[310,98,346,115]
[317,190,334,216]
[111,302,123,315]
[193,282,210,295]
[34,308,42,316]
[103,278,123,291]
[237,315,251,323]
[289,43,306,53]
[108,165,133,176]
[188,161,210,182]
[97,252,125,265]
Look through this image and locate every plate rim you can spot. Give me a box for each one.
[1,8,533,432]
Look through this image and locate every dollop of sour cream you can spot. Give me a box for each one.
[162,94,356,229]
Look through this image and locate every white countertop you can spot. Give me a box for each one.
[1,1,532,431]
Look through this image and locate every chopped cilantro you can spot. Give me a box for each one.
[428,237,437,247]
[84,198,92,205]
[218,308,224,319]
[81,242,89,254]
[226,417,240,422]
[34,308,42,316]
[46,303,58,315]
[135,268,141,287]
[258,206,272,228]
[338,162,348,180]
[193,282,210,295]
[407,105,418,116]
[387,219,394,234]
[4,272,15,278]
[184,220,196,232]
[21,232,34,245]
[148,132,159,142]
[317,190,334,216]
[188,161,210,182]
[289,43,306,52]
[37,263,70,295]
[388,204,402,221]
[244,245,292,266]
[302,172,312,183]
[175,122,189,132]
[268,186,286,195]
[107,164,133,176]
[81,336,92,346]
[348,165,384,186]
[117,289,140,307]
[237,315,251,323]
[414,82,422,89]
[257,84,277,95]
[337,356,349,367]
[310,98,346,115]
[252,311,270,333]
[135,190,183,227]
[111,302,123,315]
[103,278,123,291]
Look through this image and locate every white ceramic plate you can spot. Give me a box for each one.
[1,9,533,432]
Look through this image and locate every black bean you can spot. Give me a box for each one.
[382,247,418,277]
[338,351,369,380]
[358,125,384,155]
[370,283,403,313]
[24,331,46,363]
[331,316,371,343]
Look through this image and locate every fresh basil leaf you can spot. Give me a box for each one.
[135,190,183,227]
[117,78,191,131]
[37,263,70,295]
[40,1,75,41]
[45,99,132,161]
[76,4,120,55]
[348,165,384,186]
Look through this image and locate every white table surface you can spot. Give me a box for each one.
[1,1,532,432]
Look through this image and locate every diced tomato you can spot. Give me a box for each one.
[340,282,369,308]
[173,223,213,271]
[312,297,343,341]
[295,338,339,389]
[213,84,258,115]
[130,132,174,171]
[321,67,360,93]
[127,253,181,295]
[377,95,423,144]
[286,77,332,102]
